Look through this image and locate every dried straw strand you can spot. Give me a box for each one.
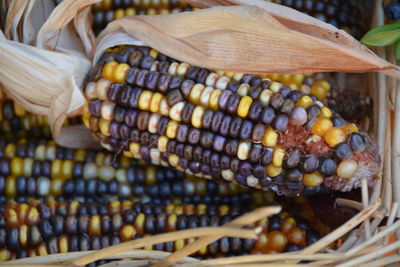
[335,198,383,219]
[359,255,400,267]
[70,226,258,266]
[361,179,371,239]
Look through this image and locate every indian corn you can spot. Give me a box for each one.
[0,201,321,261]
[83,45,380,196]
[0,138,277,205]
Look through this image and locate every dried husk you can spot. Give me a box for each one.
[95,4,400,78]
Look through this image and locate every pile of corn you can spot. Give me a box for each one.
[0,0,375,264]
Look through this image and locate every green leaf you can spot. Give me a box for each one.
[361,30,400,47]
[363,21,400,38]
[395,40,400,60]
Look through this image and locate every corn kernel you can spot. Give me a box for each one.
[266,164,282,177]
[157,136,169,153]
[311,117,333,136]
[216,76,230,90]
[168,62,179,76]
[273,146,286,167]
[129,143,140,159]
[302,172,323,187]
[262,127,279,147]
[237,96,253,118]
[150,92,163,113]
[237,83,250,96]
[189,84,205,105]
[233,73,244,81]
[169,102,185,122]
[125,7,136,16]
[311,85,328,100]
[200,86,214,108]
[168,154,180,167]
[296,96,313,109]
[138,90,153,111]
[115,8,125,19]
[324,127,346,148]
[315,79,331,91]
[237,141,251,160]
[149,49,158,59]
[320,107,332,118]
[166,120,179,139]
[270,82,283,93]
[113,63,130,83]
[148,113,161,133]
[159,97,170,116]
[209,89,222,111]
[342,123,359,135]
[102,61,118,81]
[99,118,111,136]
[177,63,190,78]
[191,106,205,128]
[337,160,358,179]
[260,89,273,107]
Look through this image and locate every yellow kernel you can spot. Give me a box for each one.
[177,63,190,78]
[200,86,214,108]
[324,127,346,148]
[129,143,141,159]
[125,7,136,16]
[302,172,323,187]
[266,164,282,177]
[150,92,163,113]
[138,90,153,111]
[149,49,158,59]
[115,8,125,19]
[102,61,118,81]
[166,120,179,139]
[342,123,359,135]
[237,96,253,118]
[11,158,23,177]
[296,96,313,109]
[209,89,222,111]
[99,118,111,136]
[189,84,205,105]
[233,73,244,81]
[315,79,331,91]
[262,128,279,147]
[320,106,332,118]
[14,102,26,117]
[157,136,169,153]
[311,117,333,136]
[311,85,328,100]
[113,63,130,83]
[337,160,358,179]
[168,154,179,167]
[123,151,133,158]
[191,106,205,128]
[299,85,311,95]
[272,146,286,167]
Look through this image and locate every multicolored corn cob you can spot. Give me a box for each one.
[83,45,380,196]
[269,0,365,39]
[0,201,321,261]
[91,0,193,33]
[0,137,278,206]
[0,94,82,139]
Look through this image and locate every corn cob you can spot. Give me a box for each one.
[0,96,82,139]
[0,137,278,206]
[269,0,365,39]
[0,201,321,261]
[83,45,380,196]
[91,0,192,34]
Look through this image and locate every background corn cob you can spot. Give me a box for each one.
[0,92,82,139]
[267,0,365,39]
[83,45,380,196]
[0,200,322,261]
[0,137,280,206]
